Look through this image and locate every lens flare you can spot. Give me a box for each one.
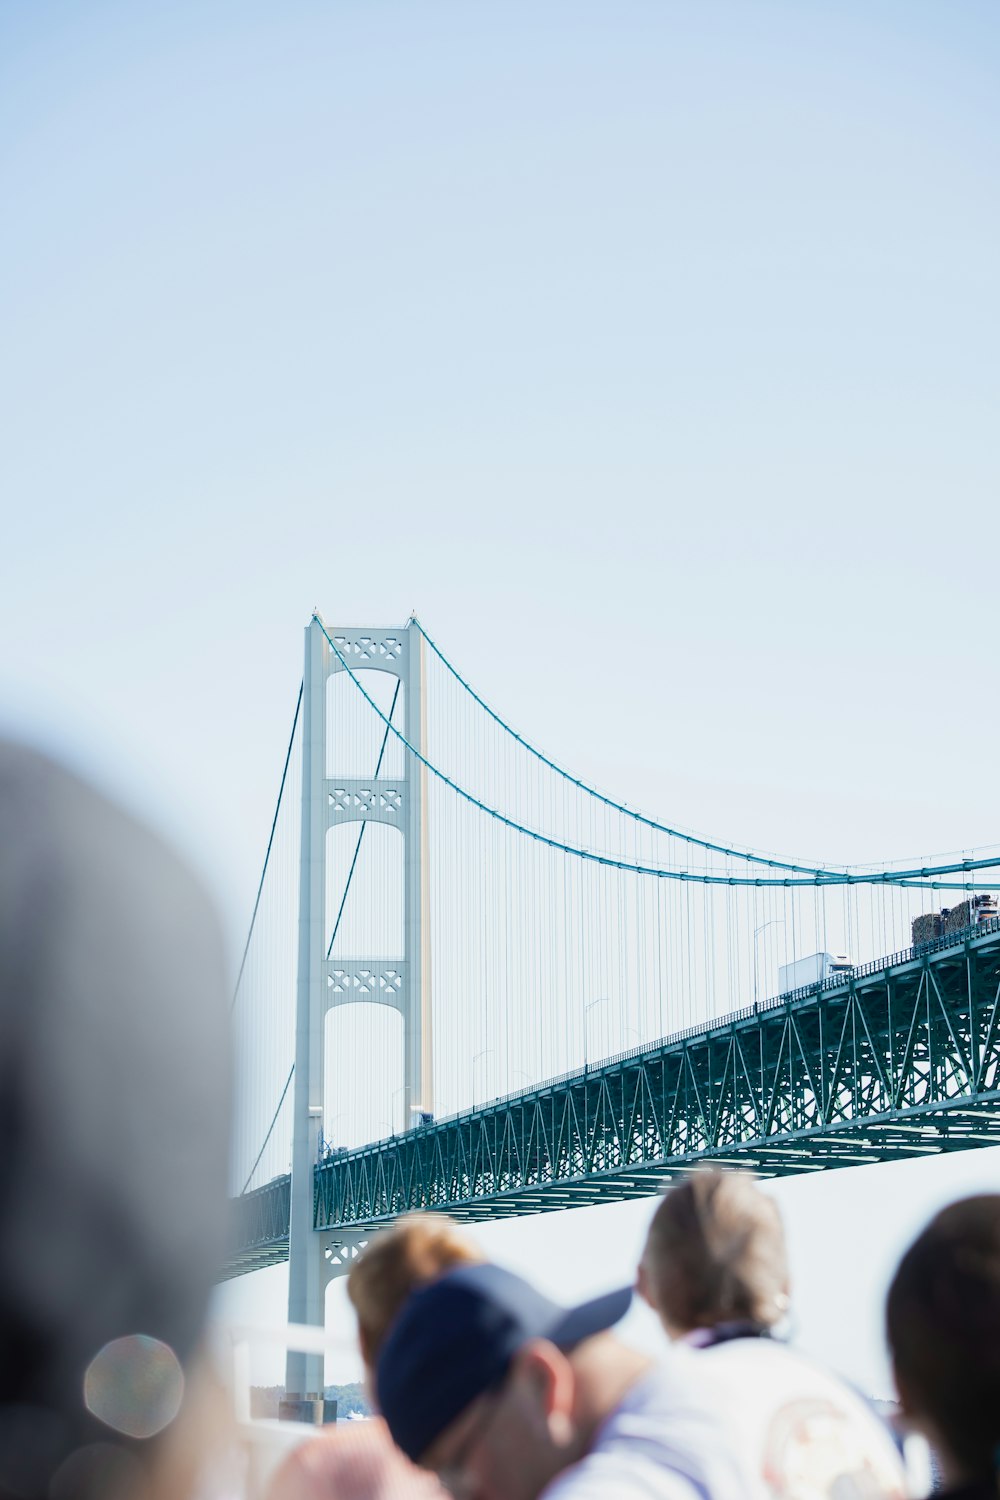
[83,1335,184,1440]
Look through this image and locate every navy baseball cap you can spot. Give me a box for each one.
[376,1262,632,1461]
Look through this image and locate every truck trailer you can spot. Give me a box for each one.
[777,952,853,994]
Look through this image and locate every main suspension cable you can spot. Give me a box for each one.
[231,681,303,1013]
[413,617,838,876]
[240,1063,294,1196]
[316,618,1000,890]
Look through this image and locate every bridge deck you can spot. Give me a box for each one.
[223,921,1000,1278]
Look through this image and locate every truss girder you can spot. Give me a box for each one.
[221,1174,291,1279]
[223,930,1000,1273]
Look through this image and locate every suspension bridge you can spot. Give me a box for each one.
[227,614,1000,1402]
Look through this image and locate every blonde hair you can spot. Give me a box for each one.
[347,1215,482,1369]
[641,1170,788,1333]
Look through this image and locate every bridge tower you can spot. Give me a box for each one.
[285,615,432,1406]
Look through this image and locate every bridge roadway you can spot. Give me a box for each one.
[224,920,1000,1279]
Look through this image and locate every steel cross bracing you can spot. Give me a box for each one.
[222,921,1000,1278]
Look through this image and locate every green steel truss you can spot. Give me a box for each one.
[228,1173,290,1278]
[222,922,1000,1279]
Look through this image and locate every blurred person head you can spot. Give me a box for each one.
[375,1262,639,1500]
[638,1170,789,1337]
[267,1417,442,1500]
[887,1195,1000,1488]
[269,1217,482,1500]
[347,1215,483,1374]
[0,742,231,1500]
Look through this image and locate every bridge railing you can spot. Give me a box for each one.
[320,916,1000,1158]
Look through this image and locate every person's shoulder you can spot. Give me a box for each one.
[699,1337,838,1390]
[544,1363,751,1500]
[613,1349,733,1424]
[700,1339,882,1413]
[541,1446,723,1500]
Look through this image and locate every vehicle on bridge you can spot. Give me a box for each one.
[912,895,998,947]
[777,951,853,993]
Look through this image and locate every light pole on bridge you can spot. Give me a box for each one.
[753,921,785,1007]
[583,997,607,1073]
[472,1047,494,1108]
[582,998,608,1175]
[391,1085,408,1133]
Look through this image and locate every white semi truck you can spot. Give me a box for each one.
[777,952,853,994]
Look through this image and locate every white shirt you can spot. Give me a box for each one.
[542,1358,751,1500]
[541,1342,904,1500]
[692,1338,905,1500]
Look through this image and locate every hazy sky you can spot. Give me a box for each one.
[3,1,999,1395]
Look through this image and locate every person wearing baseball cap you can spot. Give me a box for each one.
[376,1260,749,1500]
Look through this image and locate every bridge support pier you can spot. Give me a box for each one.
[285,616,430,1403]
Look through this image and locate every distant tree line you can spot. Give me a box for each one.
[250,1383,372,1420]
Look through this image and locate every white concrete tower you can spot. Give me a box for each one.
[285,615,431,1405]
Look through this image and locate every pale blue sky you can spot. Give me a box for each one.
[2,1,999,1395]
